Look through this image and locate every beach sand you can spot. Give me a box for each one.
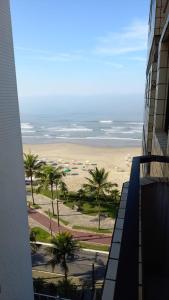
[23,143,141,191]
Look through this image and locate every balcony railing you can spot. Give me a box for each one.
[34,293,70,300]
[107,155,169,300]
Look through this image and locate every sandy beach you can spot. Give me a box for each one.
[23,143,141,191]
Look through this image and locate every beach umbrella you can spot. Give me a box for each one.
[63,168,71,173]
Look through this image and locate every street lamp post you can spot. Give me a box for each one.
[48,209,53,237]
[56,199,60,232]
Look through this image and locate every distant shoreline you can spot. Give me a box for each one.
[22,138,142,148]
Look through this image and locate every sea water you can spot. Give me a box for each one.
[21,113,142,147]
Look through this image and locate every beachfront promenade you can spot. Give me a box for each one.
[28,193,114,229]
[29,208,112,245]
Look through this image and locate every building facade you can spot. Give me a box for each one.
[143,0,169,177]
[0,1,34,299]
[102,1,169,299]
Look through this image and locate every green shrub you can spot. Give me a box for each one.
[31,227,50,243]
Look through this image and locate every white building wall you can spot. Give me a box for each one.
[0,1,34,299]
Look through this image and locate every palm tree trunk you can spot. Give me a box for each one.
[30,175,35,205]
[51,184,55,215]
[64,268,68,281]
[97,194,101,230]
[57,199,60,230]
[63,256,68,281]
[64,192,66,202]
[64,258,68,297]
[55,186,60,229]
[55,184,58,198]
[51,200,55,216]
[98,199,101,230]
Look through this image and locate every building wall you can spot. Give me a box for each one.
[143,0,169,178]
[0,1,34,299]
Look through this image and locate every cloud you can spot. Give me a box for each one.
[32,52,82,62]
[95,20,148,56]
[15,46,124,68]
[15,46,50,54]
[15,46,83,62]
[15,20,147,70]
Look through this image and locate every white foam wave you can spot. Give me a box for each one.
[101,127,142,134]
[126,122,143,125]
[47,127,93,132]
[22,135,42,138]
[21,123,34,129]
[99,120,113,123]
[54,136,141,141]
[101,127,125,133]
[120,130,142,134]
[86,137,141,141]
[44,134,51,138]
[21,130,36,133]
[131,130,142,133]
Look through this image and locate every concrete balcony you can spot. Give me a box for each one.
[34,293,71,299]
[102,156,169,300]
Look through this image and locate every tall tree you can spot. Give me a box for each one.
[24,153,42,205]
[109,188,120,205]
[38,165,64,216]
[59,181,68,202]
[77,188,86,211]
[49,232,79,281]
[54,167,65,199]
[29,227,41,254]
[83,167,114,230]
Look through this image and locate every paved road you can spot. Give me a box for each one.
[29,208,112,245]
[32,246,108,282]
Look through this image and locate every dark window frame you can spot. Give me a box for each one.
[165,84,169,133]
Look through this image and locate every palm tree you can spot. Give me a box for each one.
[48,232,79,281]
[59,181,68,202]
[110,188,120,205]
[83,167,114,230]
[24,153,43,205]
[30,228,41,254]
[54,167,66,199]
[38,165,65,216]
[77,188,86,211]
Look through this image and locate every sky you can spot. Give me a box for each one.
[10,0,149,114]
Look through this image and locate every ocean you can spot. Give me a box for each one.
[20,114,143,147]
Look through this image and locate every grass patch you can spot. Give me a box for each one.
[31,227,109,252]
[32,204,41,209]
[64,200,118,219]
[72,225,112,234]
[31,227,51,243]
[79,241,109,252]
[38,189,58,199]
[64,201,74,209]
[38,188,119,219]
[28,202,41,209]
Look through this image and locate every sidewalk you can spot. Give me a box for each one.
[27,193,114,230]
[28,208,112,245]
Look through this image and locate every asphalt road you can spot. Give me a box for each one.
[32,246,108,283]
